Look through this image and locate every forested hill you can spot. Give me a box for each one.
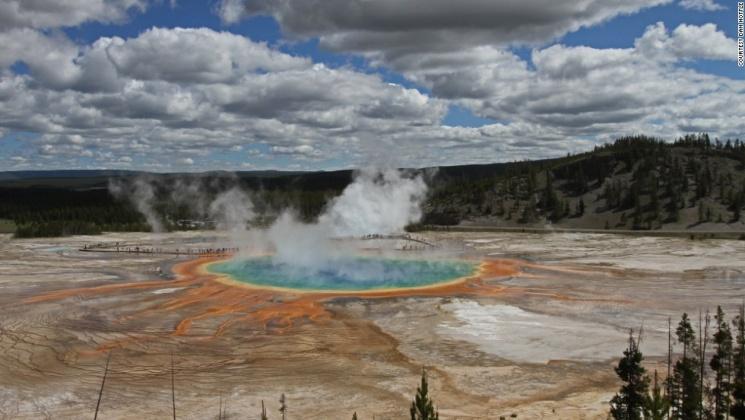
[1,134,745,237]
[424,134,745,232]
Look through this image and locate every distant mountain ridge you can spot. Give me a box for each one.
[0,169,315,181]
[0,169,143,181]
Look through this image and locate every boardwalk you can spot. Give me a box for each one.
[359,233,436,247]
[80,242,238,257]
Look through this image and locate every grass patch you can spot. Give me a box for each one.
[0,219,17,234]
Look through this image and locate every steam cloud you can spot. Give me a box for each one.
[209,187,255,232]
[318,168,427,237]
[109,176,164,233]
[264,168,428,268]
[110,168,429,271]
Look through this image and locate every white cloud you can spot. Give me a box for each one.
[104,27,309,83]
[635,22,735,61]
[0,26,452,170]
[271,144,321,157]
[1,4,743,171]
[0,27,312,91]
[0,0,147,30]
[0,29,82,89]
[381,22,745,145]
[679,0,725,11]
[218,0,669,56]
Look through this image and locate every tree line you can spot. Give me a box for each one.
[0,185,335,238]
[4,133,745,237]
[425,133,745,228]
[611,305,745,419]
[1,187,151,237]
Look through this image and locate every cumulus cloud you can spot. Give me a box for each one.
[0,26,452,170]
[217,0,668,57]
[0,1,154,90]
[377,22,745,143]
[0,27,311,91]
[104,27,309,83]
[1,1,743,171]
[635,22,735,61]
[0,0,147,30]
[0,29,82,88]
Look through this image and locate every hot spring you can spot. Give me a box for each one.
[208,256,477,292]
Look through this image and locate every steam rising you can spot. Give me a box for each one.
[109,176,164,233]
[265,212,335,268]
[110,168,429,271]
[209,187,255,233]
[318,168,427,237]
[264,168,428,269]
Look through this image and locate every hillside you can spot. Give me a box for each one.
[1,134,744,237]
[424,134,745,232]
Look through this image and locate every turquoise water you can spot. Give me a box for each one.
[209,256,476,292]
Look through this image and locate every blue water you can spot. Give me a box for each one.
[209,256,476,292]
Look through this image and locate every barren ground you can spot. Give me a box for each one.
[1,231,744,419]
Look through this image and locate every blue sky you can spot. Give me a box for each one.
[0,0,743,171]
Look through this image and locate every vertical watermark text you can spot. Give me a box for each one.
[738,1,744,67]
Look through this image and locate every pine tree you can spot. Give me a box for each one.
[673,313,701,419]
[261,400,269,420]
[527,169,537,196]
[651,184,661,222]
[711,306,733,419]
[575,164,589,194]
[633,199,643,230]
[732,189,745,222]
[667,317,675,420]
[410,370,439,420]
[645,370,670,420]
[699,310,711,419]
[610,330,649,420]
[698,200,706,223]
[542,171,558,213]
[731,305,745,419]
[279,394,287,420]
[668,194,680,222]
[519,196,537,224]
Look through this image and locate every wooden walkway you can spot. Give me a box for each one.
[79,243,237,257]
